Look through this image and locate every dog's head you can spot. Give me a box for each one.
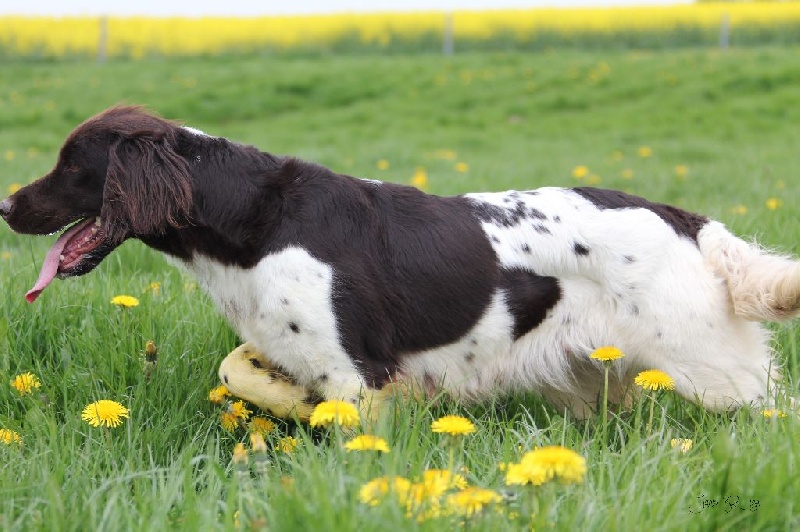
[0,105,193,301]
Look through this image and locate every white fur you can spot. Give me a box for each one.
[187,247,367,403]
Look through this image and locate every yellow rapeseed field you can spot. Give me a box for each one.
[1,3,800,58]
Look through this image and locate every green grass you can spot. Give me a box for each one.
[1,47,799,530]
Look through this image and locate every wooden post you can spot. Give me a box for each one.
[719,12,730,50]
[443,12,454,56]
[98,16,108,63]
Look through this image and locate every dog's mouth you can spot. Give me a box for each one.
[26,217,118,303]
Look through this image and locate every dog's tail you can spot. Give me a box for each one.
[699,221,800,322]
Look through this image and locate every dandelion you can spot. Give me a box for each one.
[505,446,587,486]
[208,384,230,404]
[1,251,12,260]
[637,146,653,158]
[276,436,299,453]
[411,167,428,190]
[454,162,469,173]
[143,340,157,380]
[621,168,634,180]
[634,370,675,391]
[146,282,161,295]
[635,369,675,435]
[309,399,360,428]
[571,165,589,179]
[765,198,783,210]
[420,469,468,495]
[250,432,270,474]
[674,165,689,178]
[431,415,475,436]
[81,400,130,428]
[732,204,748,216]
[344,434,390,453]
[762,409,788,419]
[446,487,502,517]
[585,174,602,185]
[4,150,15,161]
[220,411,240,432]
[359,476,412,506]
[110,295,139,308]
[8,183,22,195]
[0,428,22,445]
[590,346,625,440]
[376,159,389,170]
[435,149,457,161]
[11,372,41,395]
[670,438,693,453]
[232,442,249,466]
[611,150,624,162]
[249,417,276,435]
[229,400,252,421]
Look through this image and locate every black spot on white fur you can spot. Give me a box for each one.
[289,322,300,333]
[501,268,561,340]
[574,242,590,256]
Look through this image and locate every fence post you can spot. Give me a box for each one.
[443,12,454,56]
[98,16,108,63]
[719,12,730,50]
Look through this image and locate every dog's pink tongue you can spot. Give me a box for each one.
[26,219,93,303]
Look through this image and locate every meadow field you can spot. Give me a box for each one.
[1,46,799,530]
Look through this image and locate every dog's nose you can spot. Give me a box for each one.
[0,198,12,220]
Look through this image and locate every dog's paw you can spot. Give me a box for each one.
[218,343,321,421]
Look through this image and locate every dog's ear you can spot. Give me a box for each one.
[103,135,192,242]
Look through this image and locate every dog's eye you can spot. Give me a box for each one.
[65,164,80,173]
[249,358,264,369]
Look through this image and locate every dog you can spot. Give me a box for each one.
[2,105,799,420]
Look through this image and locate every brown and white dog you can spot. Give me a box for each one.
[2,106,799,420]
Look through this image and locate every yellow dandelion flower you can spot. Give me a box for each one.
[232,442,249,465]
[208,385,230,404]
[621,168,634,180]
[435,149,457,161]
[0,428,22,445]
[765,198,783,210]
[4,150,15,161]
[229,400,252,421]
[376,159,389,170]
[249,417,276,435]
[1,251,12,260]
[8,183,22,195]
[250,432,268,454]
[634,369,675,391]
[611,150,624,162]
[454,162,469,173]
[431,415,475,436]
[670,438,693,453]
[762,409,788,419]
[571,165,589,179]
[420,469,468,496]
[637,146,653,158]
[110,295,139,308]
[359,476,412,506]
[309,399,360,428]
[26,147,38,158]
[590,346,625,362]
[11,372,41,395]
[585,174,602,185]
[674,165,689,178]
[276,436,299,453]
[446,487,502,517]
[732,204,748,216]
[775,180,786,190]
[344,434,390,453]
[411,167,428,190]
[81,400,130,428]
[220,411,239,432]
[146,282,161,295]
[505,445,586,486]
